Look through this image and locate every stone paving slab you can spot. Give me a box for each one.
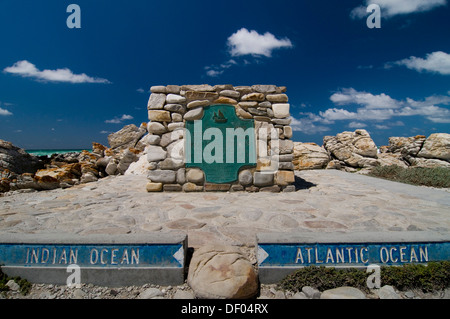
[0,170,449,250]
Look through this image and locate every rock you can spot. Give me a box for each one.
[147,169,176,183]
[251,85,277,93]
[291,292,308,299]
[6,280,20,291]
[375,285,401,299]
[166,94,186,104]
[148,110,171,122]
[138,288,164,299]
[274,171,295,186]
[80,172,98,184]
[187,245,258,299]
[150,86,166,93]
[0,139,44,174]
[272,103,290,118]
[167,122,184,132]
[405,156,450,168]
[105,161,118,175]
[108,124,146,151]
[164,104,186,113]
[235,106,253,119]
[159,158,184,170]
[388,135,426,157]
[238,169,253,186]
[213,96,237,105]
[253,172,274,187]
[266,94,288,103]
[146,182,163,192]
[146,145,167,162]
[186,168,204,184]
[220,90,241,99]
[293,142,330,170]
[184,107,204,121]
[147,122,167,135]
[160,130,184,148]
[125,155,151,175]
[302,286,321,299]
[182,84,215,92]
[185,91,219,102]
[187,100,210,109]
[376,153,409,168]
[173,290,195,299]
[147,93,166,109]
[418,133,450,162]
[320,287,366,299]
[323,129,378,168]
[326,159,342,170]
[182,182,203,192]
[241,93,265,102]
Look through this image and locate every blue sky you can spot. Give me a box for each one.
[0,0,449,149]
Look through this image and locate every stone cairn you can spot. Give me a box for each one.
[145,84,295,193]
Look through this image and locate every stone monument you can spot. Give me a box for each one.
[145,84,295,192]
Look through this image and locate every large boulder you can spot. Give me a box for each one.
[323,129,378,168]
[417,133,450,162]
[388,135,426,157]
[376,153,409,168]
[187,245,258,299]
[107,124,146,151]
[0,139,44,174]
[293,142,330,170]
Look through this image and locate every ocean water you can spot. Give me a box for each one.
[26,149,91,157]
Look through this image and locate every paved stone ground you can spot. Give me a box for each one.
[1,170,449,250]
[1,170,449,299]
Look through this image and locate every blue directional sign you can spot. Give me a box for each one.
[258,242,450,267]
[0,243,185,268]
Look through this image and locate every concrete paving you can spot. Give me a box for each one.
[1,170,448,248]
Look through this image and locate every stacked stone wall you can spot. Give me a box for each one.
[145,84,295,192]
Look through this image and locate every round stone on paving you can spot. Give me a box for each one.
[238,169,253,186]
[186,168,204,184]
[187,245,258,299]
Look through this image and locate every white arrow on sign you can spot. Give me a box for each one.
[257,246,269,265]
[173,247,184,266]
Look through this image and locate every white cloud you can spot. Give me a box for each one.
[205,59,237,78]
[290,114,331,135]
[348,121,367,128]
[390,51,450,75]
[4,60,111,84]
[351,0,447,19]
[227,28,293,58]
[0,107,13,116]
[206,69,224,78]
[105,114,134,124]
[330,88,402,109]
[292,88,450,131]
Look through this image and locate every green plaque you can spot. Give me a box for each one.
[185,104,256,184]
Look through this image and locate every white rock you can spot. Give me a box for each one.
[138,288,164,299]
[124,155,151,175]
[187,245,258,299]
[166,94,186,104]
[375,285,401,299]
[146,145,167,162]
[184,107,204,121]
[272,103,290,118]
[147,93,166,109]
[320,287,366,299]
[6,280,20,291]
